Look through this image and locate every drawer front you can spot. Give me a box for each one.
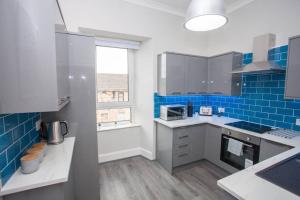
[174,143,190,154]
[174,128,190,145]
[173,152,191,167]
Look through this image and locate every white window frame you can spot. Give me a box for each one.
[96,43,136,125]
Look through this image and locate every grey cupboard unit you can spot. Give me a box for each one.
[259,139,292,162]
[158,52,208,96]
[0,0,70,114]
[207,52,243,96]
[156,123,205,173]
[285,35,300,99]
[157,52,242,96]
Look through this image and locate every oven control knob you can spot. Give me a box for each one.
[246,137,251,141]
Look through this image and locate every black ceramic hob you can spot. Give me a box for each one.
[225,121,272,134]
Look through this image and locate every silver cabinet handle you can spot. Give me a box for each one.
[178,144,189,148]
[171,92,181,95]
[178,153,188,158]
[178,135,189,139]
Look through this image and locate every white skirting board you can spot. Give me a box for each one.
[98,148,154,163]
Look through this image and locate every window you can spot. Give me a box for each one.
[96,46,134,127]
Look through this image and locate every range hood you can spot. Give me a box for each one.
[232,34,285,74]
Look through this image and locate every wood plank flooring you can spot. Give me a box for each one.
[99,156,236,200]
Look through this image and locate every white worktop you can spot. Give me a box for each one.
[0,137,75,196]
[154,116,300,200]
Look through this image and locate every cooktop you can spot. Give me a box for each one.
[225,121,272,134]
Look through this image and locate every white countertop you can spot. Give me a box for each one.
[154,116,300,200]
[0,137,75,196]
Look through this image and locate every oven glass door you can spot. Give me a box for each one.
[167,107,185,119]
[220,134,260,170]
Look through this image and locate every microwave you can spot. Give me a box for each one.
[160,105,186,121]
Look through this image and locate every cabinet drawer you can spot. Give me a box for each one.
[174,128,190,144]
[174,143,190,154]
[173,152,191,167]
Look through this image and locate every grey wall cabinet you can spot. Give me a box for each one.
[157,52,242,96]
[156,123,205,173]
[285,35,300,99]
[185,56,208,95]
[259,139,291,162]
[207,52,242,96]
[0,0,70,114]
[158,53,186,96]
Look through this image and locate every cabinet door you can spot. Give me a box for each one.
[0,0,58,113]
[204,125,222,164]
[208,54,233,95]
[189,125,205,162]
[259,139,291,162]
[166,53,186,95]
[56,33,70,104]
[185,56,208,95]
[285,36,300,98]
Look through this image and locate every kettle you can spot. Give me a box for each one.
[40,121,69,144]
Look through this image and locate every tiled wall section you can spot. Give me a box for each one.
[209,72,300,131]
[154,45,300,131]
[0,113,40,185]
[154,95,208,118]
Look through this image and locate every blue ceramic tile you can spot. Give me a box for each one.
[276,121,292,129]
[7,142,20,162]
[24,119,33,133]
[277,108,293,116]
[280,45,288,53]
[0,118,4,135]
[29,129,39,141]
[285,116,296,124]
[18,113,28,124]
[261,119,275,127]
[269,114,284,122]
[12,124,25,141]
[0,151,7,171]
[1,161,16,185]
[20,133,30,150]
[0,132,13,152]
[4,115,18,132]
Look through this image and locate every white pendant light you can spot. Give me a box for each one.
[184,0,228,31]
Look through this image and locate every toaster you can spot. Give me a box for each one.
[199,106,213,116]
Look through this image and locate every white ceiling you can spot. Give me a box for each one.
[123,0,255,17]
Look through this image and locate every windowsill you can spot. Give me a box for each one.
[97,123,141,132]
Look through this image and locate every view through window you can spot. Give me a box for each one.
[96,46,132,126]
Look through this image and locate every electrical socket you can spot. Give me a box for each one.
[296,119,300,126]
[36,119,41,131]
[218,107,225,113]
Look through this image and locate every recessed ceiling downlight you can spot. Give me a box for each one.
[184,0,228,32]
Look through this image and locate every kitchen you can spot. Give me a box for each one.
[1,0,300,200]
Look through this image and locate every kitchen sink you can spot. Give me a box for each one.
[256,153,300,197]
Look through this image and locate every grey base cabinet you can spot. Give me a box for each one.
[259,139,292,162]
[156,123,205,173]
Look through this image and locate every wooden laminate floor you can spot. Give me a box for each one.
[99,156,236,200]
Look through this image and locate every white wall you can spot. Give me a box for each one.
[60,0,208,160]
[207,0,300,55]
[98,126,141,162]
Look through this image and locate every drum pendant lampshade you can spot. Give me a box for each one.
[184,0,228,31]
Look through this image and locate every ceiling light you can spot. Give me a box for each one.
[184,0,228,32]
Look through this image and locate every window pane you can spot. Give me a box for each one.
[96,46,129,103]
[96,108,131,125]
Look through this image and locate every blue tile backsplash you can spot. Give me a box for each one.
[154,45,300,132]
[0,113,40,185]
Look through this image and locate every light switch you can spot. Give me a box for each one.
[296,119,300,126]
[218,107,225,113]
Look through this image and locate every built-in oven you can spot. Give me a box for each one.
[221,128,261,170]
